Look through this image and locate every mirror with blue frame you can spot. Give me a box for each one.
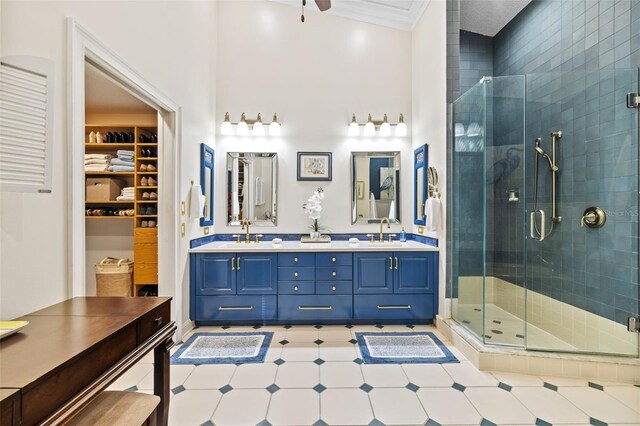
[414,144,428,226]
[200,143,214,227]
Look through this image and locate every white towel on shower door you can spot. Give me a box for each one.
[425,197,442,232]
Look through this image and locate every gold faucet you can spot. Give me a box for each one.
[241,218,251,243]
[379,217,390,242]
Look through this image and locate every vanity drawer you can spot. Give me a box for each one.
[196,296,277,321]
[278,253,315,267]
[278,281,315,295]
[315,281,352,295]
[278,267,315,281]
[138,301,171,344]
[316,266,352,281]
[316,253,352,266]
[278,295,352,320]
[353,294,434,320]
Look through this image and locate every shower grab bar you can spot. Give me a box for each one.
[530,210,545,241]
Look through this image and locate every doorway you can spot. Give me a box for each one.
[68,19,183,338]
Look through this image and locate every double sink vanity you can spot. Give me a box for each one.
[189,238,439,325]
[190,146,438,325]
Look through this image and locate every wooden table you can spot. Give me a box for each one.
[0,297,176,426]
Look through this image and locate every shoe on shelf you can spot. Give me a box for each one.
[96,131,105,144]
[147,164,157,172]
[148,220,156,228]
[140,207,147,215]
[126,209,135,216]
[148,177,157,186]
[142,192,150,200]
[140,164,148,172]
[150,192,157,200]
[141,220,148,228]
[140,177,148,186]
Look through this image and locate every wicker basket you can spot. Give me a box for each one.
[95,257,134,297]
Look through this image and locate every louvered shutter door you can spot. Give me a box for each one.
[0,56,53,193]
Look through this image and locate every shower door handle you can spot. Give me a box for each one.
[530,210,545,241]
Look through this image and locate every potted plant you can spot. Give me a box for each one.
[303,187,325,239]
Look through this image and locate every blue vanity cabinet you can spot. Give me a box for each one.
[277,252,354,320]
[394,252,436,294]
[353,251,438,322]
[236,253,278,295]
[353,252,394,294]
[193,253,236,295]
[191,252,277,323]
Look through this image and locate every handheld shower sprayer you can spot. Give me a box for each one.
[535,138,558,171]
[531,132,562,242]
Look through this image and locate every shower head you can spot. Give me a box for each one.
[535,139,558,171]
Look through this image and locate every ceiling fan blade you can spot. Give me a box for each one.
[315,0,331,11]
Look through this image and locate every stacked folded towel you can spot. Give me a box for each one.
[116,187,135,201]
[84,154,112,172]
[108,150,135,172]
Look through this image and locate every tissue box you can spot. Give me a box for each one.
[86,178,125,201]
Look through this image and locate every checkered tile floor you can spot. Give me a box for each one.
[108,325,640,426]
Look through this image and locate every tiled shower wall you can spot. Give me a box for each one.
[448,0,640,327]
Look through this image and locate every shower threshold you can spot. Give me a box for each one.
[437,316,640,384]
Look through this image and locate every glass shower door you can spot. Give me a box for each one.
[524,69,639,356]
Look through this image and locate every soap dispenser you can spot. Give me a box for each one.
[399,227,407,242]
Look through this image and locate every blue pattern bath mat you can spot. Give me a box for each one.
[355,332,459,364]
[171,332,273,365]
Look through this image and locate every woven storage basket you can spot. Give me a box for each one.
[95,257,134,297]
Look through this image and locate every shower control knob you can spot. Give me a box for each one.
[581,207,606,229]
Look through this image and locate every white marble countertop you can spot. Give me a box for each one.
[190,239,439,253]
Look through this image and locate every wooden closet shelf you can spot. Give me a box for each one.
[86,200,135,204]
[85,143,135,148]
[85,216,134,220]
[85,171,135,176]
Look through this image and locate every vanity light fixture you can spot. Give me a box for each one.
[379,113,391,137]
[252,113,265,136]
[221,112,233,136]
[348,113,360,136]
[363,113,376,137]
[348,112,408,137]
[269,113,281,136]
[220,112,281,136]
[395,113,407,137]
[236,112,249,136]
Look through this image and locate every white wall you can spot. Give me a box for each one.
[215,1,412,235]
[411,0,448,315]
[0,1,217,324]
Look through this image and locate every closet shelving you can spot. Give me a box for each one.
[85,124,159,296]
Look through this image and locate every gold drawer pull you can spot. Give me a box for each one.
[332,271,337,277]
[219,306,254,311]
[332,257,336,262]
[395,257,399,270]
[231,257,235,270]
[153,317,163,326]
[294,285,299,292]
[298,306,333,311]
[331,285,337,291]
[237,257,241,270]
[294,257,299,262]
[389,257,393,270]
[376,305,411,310]
[294,272,299,277]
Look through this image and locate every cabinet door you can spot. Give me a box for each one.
[194,253,236,295]
[394,252,435,294]
[237,253,278,294]
[353,252,394,294]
